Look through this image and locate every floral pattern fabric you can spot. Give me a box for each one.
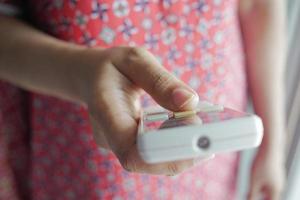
[0,0,247,199]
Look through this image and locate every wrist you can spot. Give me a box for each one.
[66,47,105,105]
[258,132,286,163]
[53,44,89,104]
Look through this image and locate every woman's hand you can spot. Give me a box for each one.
[0,16,204,175]
[72,47,200,175]
[248,142,286,200]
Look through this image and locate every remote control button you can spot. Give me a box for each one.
[145,112,170,121]
[173,110,197,119]
[197,136,210,150]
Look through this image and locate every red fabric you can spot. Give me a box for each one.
[0,0,247,199]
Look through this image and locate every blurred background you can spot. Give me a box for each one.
[237,0,300,199]
[0,0,299,199]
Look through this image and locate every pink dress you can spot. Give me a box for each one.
[0,0,247,199]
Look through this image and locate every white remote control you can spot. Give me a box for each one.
[137,102,263,163]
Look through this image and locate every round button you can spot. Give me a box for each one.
[197,136,210,150]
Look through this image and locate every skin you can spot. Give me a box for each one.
[239,0,286,199]
[0,0,286,198]
[0,16,200,175]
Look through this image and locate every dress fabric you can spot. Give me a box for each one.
[0,0,247,199]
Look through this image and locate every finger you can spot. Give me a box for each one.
[119,145,196,175]
[89,63,143,150]
[247,182,261,200]
[111,47,199,111]
[89,114,110,149]
[271,190,282,200]
[266,186,282,200]
[260,186,271,200]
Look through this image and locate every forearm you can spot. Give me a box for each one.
[239,0,286,157]
[0,16,85,102]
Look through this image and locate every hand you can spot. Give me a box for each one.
[247,144,286,200]
[72,47,201,175]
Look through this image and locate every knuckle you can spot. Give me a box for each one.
[121,155,138,173]
[152,71,173,92]
[126,47,147,63]
[167,162,181,175]
[121,157,131,172]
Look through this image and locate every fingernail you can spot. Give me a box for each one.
[193,154,215,165]
[172,88,199,109]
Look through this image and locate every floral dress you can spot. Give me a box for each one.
[0,0,247,199]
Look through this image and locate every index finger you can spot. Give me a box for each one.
[110,47,199,111]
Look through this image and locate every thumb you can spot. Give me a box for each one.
[111,47,199,111]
